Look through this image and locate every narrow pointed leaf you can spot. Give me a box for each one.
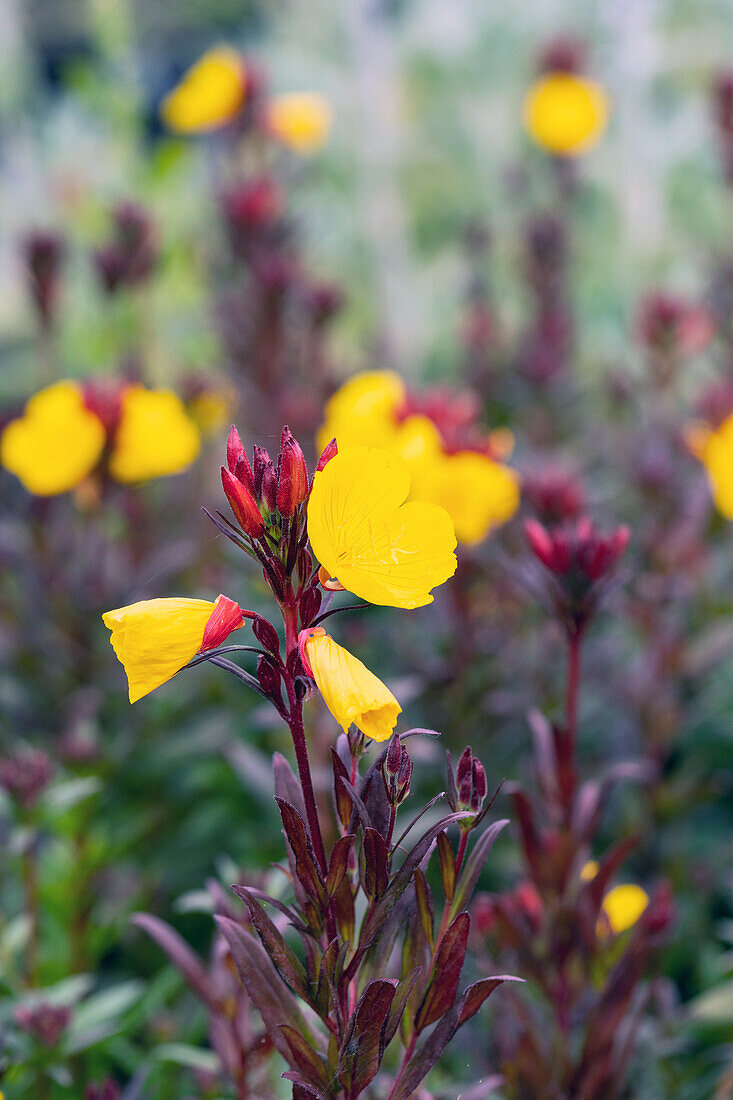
[279,1025,332,1093]
[231,887,311,1003]
[449,819,509,921]
[415,912,470,1032]
[337,980,396,1094]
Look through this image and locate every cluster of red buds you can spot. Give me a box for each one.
[447,746,489,829]
[635,291,712,386]
[93,201,157,295]
[85,1082,121,1100]
[523,466,585,526]
[0,748,54,809]
[537,34,587,75]
[22,229,65,330]
[525,516,630,637]
[220,176,286,263]
[713,69,733,184]
[14,1002,71,1046]
[520,213,573,384]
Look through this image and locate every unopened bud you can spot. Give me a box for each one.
[385,733,403,777]
[395,752,413,803]
[299,586,322,627]
[470,758,487,812]
[261,462,278,513]
[252,615,281,655]
[221,467,264,537]
[277,427,309,516]
[253,445,272,496]
[257,654,282,701]
[316,438,338,472]
[297,548,313,585]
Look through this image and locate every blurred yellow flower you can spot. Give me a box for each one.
[580,859,600,882]
[689,413,733,519]
[601,884,649,935]
[268,92,332,153]
[523,72,609,156]
[103,594,243,703]
[317,371,520,545]
[307,446,457,608]
[109,387,201,484]
[187,388,234,437]
[160,46,246,134]
[0,381,105,496]
[302,627,401,741]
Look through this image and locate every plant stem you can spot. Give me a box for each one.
[287,691,328,878]
[565,629,582,759]
[21,840,40,987]
[455,830,469,878]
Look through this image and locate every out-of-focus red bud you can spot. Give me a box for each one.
[277,427,309,516]
[316,437,338,473]
[641,882,674,935]
[261,462,278,512]
[525,519,558,571]
[221,466,265,537]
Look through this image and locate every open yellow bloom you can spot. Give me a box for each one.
[308,446,457,608]
[268,92,332,153]
[303,627,401,741]
[103,594,243,703]
[317,370,405,455]
[524,72,609,155]
[1,381,105,496]
[160,46,246,133]
[109,387,201,484]
[601,884,649,935]
[690,413,733,519]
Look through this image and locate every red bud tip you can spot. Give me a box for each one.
[227,425,245,473]
[200,595,245,652]
[524,519,558,571]
[277,427,309,515]
[316,438,338,472]
[221,466,265,537]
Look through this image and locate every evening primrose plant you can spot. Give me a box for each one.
[105,425,519,1098]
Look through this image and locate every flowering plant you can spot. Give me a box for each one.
[105,425,519,1097]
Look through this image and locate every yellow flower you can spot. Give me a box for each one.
[160,46,246,134]
[601,884,649,935]
[409,446,521,547]
[523,72,609,156]
[302,627,401,741]
[188,387,234,437]
[109,387,201,484]
[103,594,243,703]
[317,370,405,455]
[580,859,600,882]
[307,446,457,608]
[0,381,106,496]
[691,413,733,519]
[268,92,333,153]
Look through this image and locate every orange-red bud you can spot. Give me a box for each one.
[277,427,309,515]
[316,437,338,472]
[221,466,265,537]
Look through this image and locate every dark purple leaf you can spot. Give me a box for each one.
[382,967,422,1050]
[337,979,396,1094]
[330,749,353,831]
[231,887,312,1003]
[362,828,389,899]
[448,819,509,921]
[276,798,328,911]
[279,1025,332,1093]
[415,913,470,1032]
[457,975,524,1026]
[413,869,434,950]
[325,834,355,897]
[436,831,456,903]
[132,913,219,1013]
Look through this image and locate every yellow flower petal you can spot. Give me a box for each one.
[0,381,105,496]
[109,386,201,484]
[408,449,520,546]
[268,92,332,153]
[307,446,457,608]
[305,629,401,741]
[580,859,600,882]
[697,412,733,519]
[317,370,405,455]
[160,46,246,134]
[524,73,609,156]
[103,597,216,703]
[601,884,649,935]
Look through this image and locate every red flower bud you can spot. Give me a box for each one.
[227,425,255,494]
[316,438,338,472]
[261,462,278,512]
[221,466,264,537]
[277,427,309,516]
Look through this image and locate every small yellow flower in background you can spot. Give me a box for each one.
[688,413,733,519]
[523,72,609,156]
[103,594,243,703]
[580,859,600,882]
[307,446,457,609]
[268,92,332,153]
[187,387,235,438]
[0,381,105,496]
[601,884,649,935]
[109,387,201,484]
[317,370,520,546]
[160,46,246,134]
[301,627,401,742]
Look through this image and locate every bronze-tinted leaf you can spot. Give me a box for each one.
[413,869,434,950]
[279,1025,332,1094]
[457,974,524,1026]
[363,828,389,899]
[337,979,396,1094]
[330,748,353,831]
[276,797,328,911]
[436,830,456,902]
[325,833,355,898]
[231,886,312,1004]
[414,912,470,1032]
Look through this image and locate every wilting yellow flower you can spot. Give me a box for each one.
[109,387,201,484]
[268,92,332,153]
[1,381,105,496]
[302,627,401,741]
[160,46,246,134]
[523,72,609,155]
[103,594,243,703]
[601,884,649,935]
[308,446,457,608]
[689,413,733,519]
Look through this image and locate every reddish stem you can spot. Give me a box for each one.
[455,830,469,878]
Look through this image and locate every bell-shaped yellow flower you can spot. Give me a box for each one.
[268,92,333,154]
[1,381,106,496]
[692,413,733,519]
[523,72,609,156]
[308,446,457,608]
[103,594,243,703]
[109,387,201,484]
[160,46,246,134]
[302,627,401,741]
[601,884,649,935]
